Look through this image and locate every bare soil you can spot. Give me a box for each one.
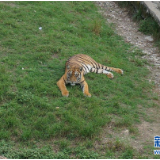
[0,156,7,159]
[95,1,160,157]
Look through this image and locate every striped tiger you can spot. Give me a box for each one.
[57,54,123,97]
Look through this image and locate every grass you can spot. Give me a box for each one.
[0,1,157,158]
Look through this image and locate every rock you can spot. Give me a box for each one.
[145,36,154,42]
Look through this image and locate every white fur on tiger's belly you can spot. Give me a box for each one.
[82,64,92,74]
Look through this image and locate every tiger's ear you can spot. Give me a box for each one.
[67,65,70,69]
[80,67,83,71]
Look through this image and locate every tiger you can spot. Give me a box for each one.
[57,54,123,97]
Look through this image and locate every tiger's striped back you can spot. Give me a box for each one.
[66,54,118,75]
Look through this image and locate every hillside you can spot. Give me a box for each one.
[0,2,157,158]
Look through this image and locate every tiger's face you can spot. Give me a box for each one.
[66,66,83,86]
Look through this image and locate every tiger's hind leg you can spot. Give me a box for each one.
[103,70,114,78]
[91,68,114,79]
[98,63,123,75]
[80,80,91,97]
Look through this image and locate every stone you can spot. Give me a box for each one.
[145,36,154,42]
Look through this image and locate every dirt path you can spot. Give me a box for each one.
[96,1,160,90]
[96,1,160,157]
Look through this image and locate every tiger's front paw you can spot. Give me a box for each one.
[84,92,91,97]
[62,91,69,97]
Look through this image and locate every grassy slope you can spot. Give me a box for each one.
[0,2,156,158]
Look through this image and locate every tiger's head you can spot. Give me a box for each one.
[66,65,83,86]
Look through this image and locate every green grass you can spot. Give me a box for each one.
[0,1,157,158]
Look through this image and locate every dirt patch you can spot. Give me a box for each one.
[95,1,160,156]
[0,2,18,8]
[52,54,59,59]
[0,156,7,159]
